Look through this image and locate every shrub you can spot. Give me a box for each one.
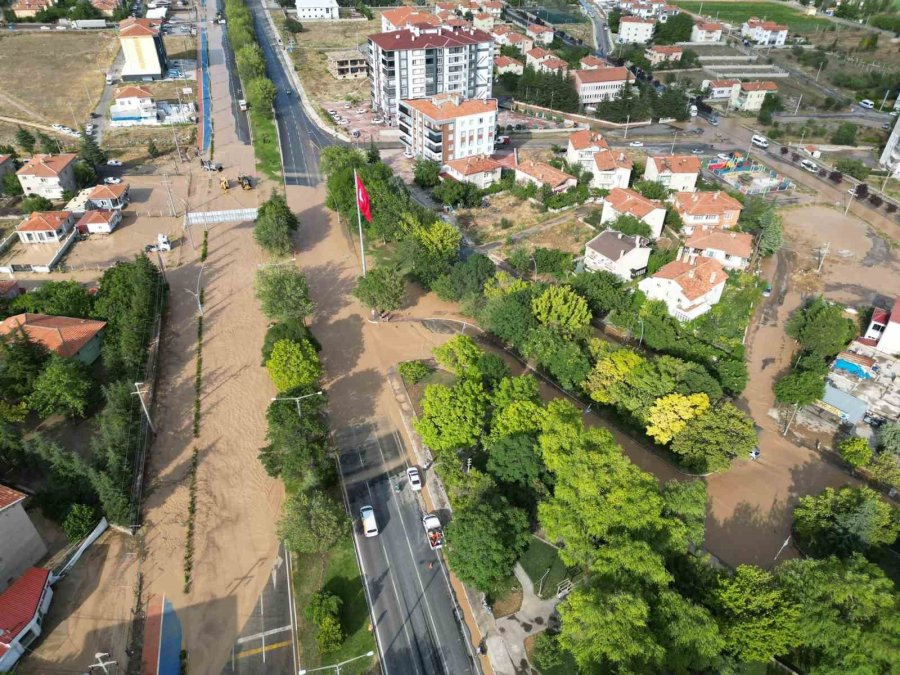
[399,360,431,385]
[62,503,98,541]
[838,437,873,468]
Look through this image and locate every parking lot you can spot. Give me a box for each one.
[321,100,398,143]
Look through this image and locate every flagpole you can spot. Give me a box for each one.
[354,169,367,276]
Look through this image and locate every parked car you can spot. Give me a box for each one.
[104,177,122,184]
[628,140,643,147]
[859,99,875,109]
[403,148,414,159]
[106,159,123,167]
[373,117,383,124]
[406,467,422,491]
[762,284,772,298]
[691,148,704,155]
[495,135,510,145]
[360,505,378,537]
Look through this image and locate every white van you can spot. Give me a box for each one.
[800,159,818,173]
[859,99,875,109]
[751,134,769,149]
[360,505,378,538]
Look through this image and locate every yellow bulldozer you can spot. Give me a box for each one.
[220,177,229,192]
[238,173,253,190]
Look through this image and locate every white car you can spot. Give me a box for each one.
[373,117,383,124]
[356,108,367,114]
[628,141,643,147]
[403,149,414,159]
[859,99,875,109]
[69,130,82,137]
[716,153,730,161]
[106,159,123,167]
[327,109,336,115]
[406,467,422,491]
[104,177,123,184]
[338,119,350,126]
[360,505,378,537]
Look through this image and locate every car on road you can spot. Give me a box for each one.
[344,102,352,109]
[717,153,730,161]
[800,158,818,173]
[762,284,772,298]
[859,99,875,109]
[106,159,123,166]
[691,127,704,135]
[327,109,336,115]
[749,447,761,460]
[691,148,703,155]
[495,135,510,145]
[356,108,367,114]
[338,119,350,126]
[51,123,64,131]
[628,140,643,147]
[407,467,422,491]
[360,505,378,537]
[104,177,122,184]
[890,111,899,117]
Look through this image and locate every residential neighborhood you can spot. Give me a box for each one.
[0,0,899,673]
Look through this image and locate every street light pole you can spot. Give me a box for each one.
[271,391,324,419]
[299,651,375,674]
[623,114,630,140]
[132,383,156,434]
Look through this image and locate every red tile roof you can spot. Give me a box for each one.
[891,298,900,325]
[16,211,72,233]
[527,23,552,33]
[77,210,119,229]
[606,187,662,218]
[541,56,568,71]
[593,150,632,172]
[580,55,610,68]
[648,45,682,55]
[746,18,787,32]
[16,154,77,178]
[685,230,754,258]
[89,183,129,199]
[0,485,26,512]
[740,81,779,92]
[119,17,159,36]
[369,26,491,50]
[695,21,722,30]
[872,307,890,325]
[0,567,50,657]
[526,47,552,60]
[654,258,726,300]
[515,160,575,189]
[620,15,655,24]
[574,67,633,85]
[0,313,107,358]
[403,95,497,121]
[494,55,523,67]
[0,154,12,166]
[382,7,441,27]
[114,85,153,100]
[708,79,738,88]
[674,191,743,217]
[444,155,501,175]
[569,129,608,151]
[506,32,530,44]
[649,154,700,174]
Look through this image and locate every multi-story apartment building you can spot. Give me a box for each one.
[368,24,494,122]
[672,191,743,235]
[398,94,497,163]
[644,155,700,192]
[16,154,77,200]
[741,18,788,46]
[618,16,655,44]
[573,67,634,106]
[729,81,778,112]
[690,20,722,42]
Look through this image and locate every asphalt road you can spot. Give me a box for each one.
[222,542,298,675]
[579,0,612,55]
[335,423,477,675]
[248,0,332,186]
[217,0,251,145]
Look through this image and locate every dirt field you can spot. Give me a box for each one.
[0,32,119,125]
[456,193,547,244]
[558,22,594,48]
[281,15,375,108]
[509,216,596,255]
[103,125,197,161]
[164,34,198,61]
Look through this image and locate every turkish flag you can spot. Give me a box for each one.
[356,172,372,223]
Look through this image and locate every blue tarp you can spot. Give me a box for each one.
[200,28,211,153]
[158,597,183,675]
[820,384,868,424]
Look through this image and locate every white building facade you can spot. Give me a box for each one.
[644,155,700,192]
[638,257,727,321]
[741,18,788,46]
[573,67,634,105]
[295,0,339,20]
[690,20,722,42]
[584,231,651,281]
[618,16,655,44]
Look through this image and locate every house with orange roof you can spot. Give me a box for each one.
[16,154,77,200]
[862,298,900,356]
[398,94,498,162]
[567,129,610,169]
[645,45,682,66]
[514,160,576,193]
[110,85,158,125]
[381,7,441,31]
[638,257,727,320]
[600,187,666,239]
[741,18,788,46]
[525,47,553,69]
[644,155,700,192]
[443,155,502,189]
[9,0,54,18]
[526,23,554,45]
[14,211,76,245]
[0,313,107,364]
[0,486,47,595]
[118,17,168,80]
[618,16,655,44]
[672,191,743,235]
[683,230,754,270]
[730,81,779,112]
[494,55,523,76]
[573,67,634,106]
[479,0,504,17]
[90,0,118,16]
[88,183,130,210]
[0,567,53,672]
[505,32,534,53]
[76,209,123,235]
[579,55,611,70]
[590,149,633,192]
[691,20,722,43]
[472,12,494,30]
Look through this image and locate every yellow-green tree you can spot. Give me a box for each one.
[531,285,592,335]
[584,348,645,404]
[645,393,709,445]
[434,335,482,378]
[265,339,321,392]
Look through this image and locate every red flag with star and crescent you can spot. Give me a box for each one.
[356,172,372,223]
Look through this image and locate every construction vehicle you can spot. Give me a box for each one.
[423,513,444,550]
[238,173,253,190]
[220,177,229,192]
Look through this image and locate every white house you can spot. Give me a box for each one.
[525,47,553,69]
[526,23,554,45]
[398,94,497,163]
[579,55,610,70]
[645,45,682,66]
[589,150,633,191]
[567,129,609,170]
[683,230,754,270]
[295,0,339,20]
[573,67,634,105]
[584,230,651,281]
[690,20,722,43]
[473,12,494,31]
[87,183,130,210]
[862,298,900,356]
[644,155,700,192]
[514,160,577,193]
[494,55,524,75]
[506,32,534,53]
[0,486,46,593]
[638,257,727,321]
[672,191,743,235]
[443,155,502,189]
[741,18,788,46]
[110,85,158,126]
[600,187,666,239]
[16,154,77,200]
[76,209,123,235]
[15,211,76,245]
[0,567,53,673]
[701,79,739,100]
[730,81,779,112]
[618,16,655,44]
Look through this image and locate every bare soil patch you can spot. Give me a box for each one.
[456,193,546,244]
[500,216,596,256]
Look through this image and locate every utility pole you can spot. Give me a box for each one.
[794,93,803,115]
[68,101,79,130]
[185,263,205,315]
[132,383,156,434]
[817,241,830,273]
[623,114,630,139]
[815,60,824,82]
[670,130,677,153]
[844,191,855,215]
[161,173,177,217]
[170,121,182,169]
[880,88,890,112]
[271,391,324,419]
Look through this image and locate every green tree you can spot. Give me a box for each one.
[79,132,107,168]
[793,486,900,557]
[835,158,869,180]
[531,285,591,335]
[315,614,343,653]
[432,254,495,302]
[366,140,380,164]
[522,327,591,391]
[146,139,160,158]
[645,393,709,445]
[606,213,652,239]
[10,280,93,318]
[254,265,313,321]
[19,195,53,214]
[279,491,348,553]
[1,172,23,197]
[654,12,693,43]
[353,266,405,314]
[831,122,858,146]
[584,347,644,404]
[0,333,49,399]
[258,387,329,488]
[15,127,35,154]
[714,565,800,663]
[398,360,431,384]
[73,161,97,189]
[413,159,441,188]
[671,403,757,472]
[254,193,298,256]
[62,503,98,541]
[265,339,322,392]
[479,288,537,350]
[786,296,857,357]
[235,43,267,80]
[631,179,669,200]
[246,77,277,117]
[284,17,303,32]
[433,334,482,378]
[445,498,530,592]
[838,436,873,467]
[753,207,783,256]
[36,132,57,154]
[414,379,487,453]
[774,370,825,406]
[28,355,94,418]
[485,433,544,489]
[877,422,900,454]
[568,271,626,316]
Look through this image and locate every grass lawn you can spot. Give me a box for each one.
[248,109,283,180]
[488,575,523,617]
[519,536,570,599]
[0,32,119,125]
[671,1,828,32]
[293,535,376,675]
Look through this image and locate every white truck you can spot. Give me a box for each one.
[423,514,444,550]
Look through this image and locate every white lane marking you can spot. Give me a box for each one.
[374,431,451,675]
[284,542,300,675]
[236,625,293,645]
[260,590,265,664]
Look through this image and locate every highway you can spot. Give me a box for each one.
[243,2,478,672]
